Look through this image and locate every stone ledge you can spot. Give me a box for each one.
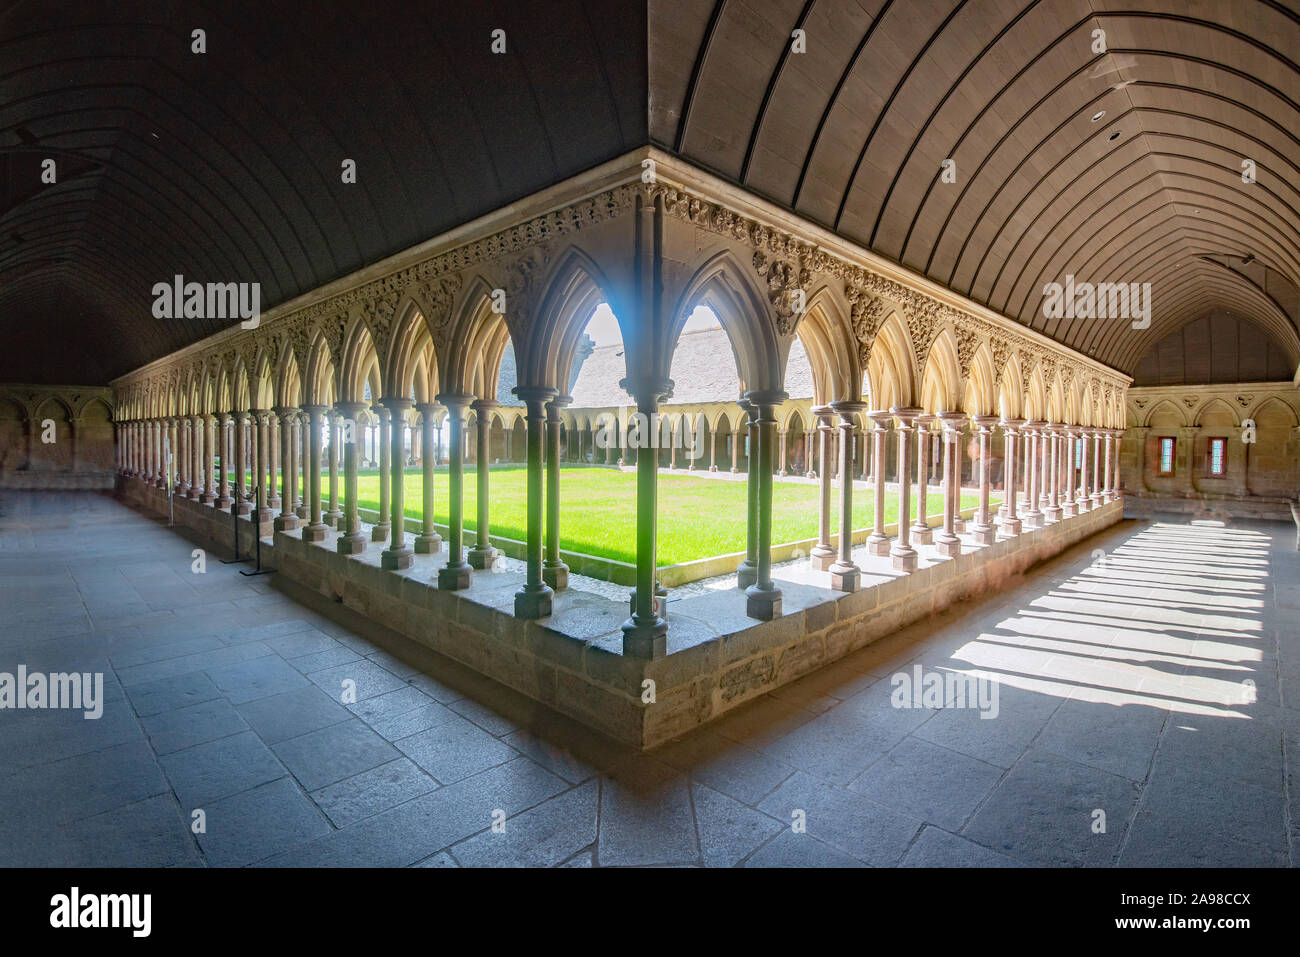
[116,475,1123,748]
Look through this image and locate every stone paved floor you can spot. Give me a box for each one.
[1,490,1296,867]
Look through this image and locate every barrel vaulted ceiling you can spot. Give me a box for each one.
[651,0,1300,376]
[3,0,1298,385]
[0,0,646,383]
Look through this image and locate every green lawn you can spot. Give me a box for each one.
[252,466,988,566]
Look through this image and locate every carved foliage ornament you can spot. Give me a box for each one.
[753,250,811,337]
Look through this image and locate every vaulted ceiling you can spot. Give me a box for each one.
[0,0,646,383]
[3,0,1298,386]
[650,0,1300,376]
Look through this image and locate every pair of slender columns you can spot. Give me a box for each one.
[968,416,999,545]
[378,398,413,569]
[1021,421,1045,529]
[272,408,299,531]
[890,408,922,571]
[414,403,444,556]
[1043,425,1063,523]
[932,413,965,557]
[371,407,392,543]
[1000,419,1024,535]
[326,411,342,525]
[826,402,867,591]
[512,387,558,619]
[737,392,789,617]
[336,403,368,554]
[912,416,934,545]
[299,405,331,542]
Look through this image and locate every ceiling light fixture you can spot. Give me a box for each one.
[1108,130,1121,141]
[1091,110,1106,122]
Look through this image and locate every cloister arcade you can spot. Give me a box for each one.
[111,163,1129,662]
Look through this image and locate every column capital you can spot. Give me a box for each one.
[468,398,498,414]
[936,410,968,429]
[621,376,673,404]
[512,385,558,407]
[272,405,299,420]
[336,401,369,418]
[829,399,868,417]
[546,395,573,420]
[890,406,923,426]
[971,414,999,430]
[744,389,789,411]
[301,404,330,417]
[377,396,413,412]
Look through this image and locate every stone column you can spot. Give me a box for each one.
[514,387,557,619]
[372,406,392,542]
[1022,421,1044,529]
[866,413,892,556]
[168,419,179,493]
[462,402,497,565]
[1075,425,1090,512]
[891,407,921,571]
[437,395,473,589]
[745,390,786,620]
[268,414,282,509]
[325,410,342,525]
[215,414,232,508]
[934,413,964,557]
[1000,419,1023,535]
[777,428,788,477]
[1090,430,1104,506]
[1061,426,1077,517]
[804,428,815,479]
[233,412,250,514]
[301,405,330,541]
[379,397,413,569]
[969,415,998,544]
[1043,425,1063,522]
[912,416,934,545]
[415,403,444,555]
[178,417,191,496]
[293,412,307,518]
[730,424,741,472]
[336,402,368,554]
[809,407,836,571]
[543,395,571,590]
[736,400,759,589]
[1102,431,1115,502]
[620,378,671,659]
[828,401,866,590]
[272,408,299,530]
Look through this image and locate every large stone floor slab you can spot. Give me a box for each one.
[0,490,1295,867]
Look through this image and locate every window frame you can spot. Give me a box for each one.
[1206,436,1227,478]
[1157,436,1176,476]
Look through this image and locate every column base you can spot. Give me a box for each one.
[934,535,961,558]
[381,547,414,570]
[1000,517,1022,536]
[273,514,299,532]
[709,465,718,472]
[1090,494,1103,507]
[1061,501,1076,518]
[828,562,860,593]
[416,533,445,555]
[217,495,233,509]
[201,492,216,505]
[302,522,330,542]
[295,504,309,520]
[1022,510,1043,530]
[336,515,348,531]
[438,562,472,590]
[337,533,367,554]
[236,500,252,516]
[866,534,891,557]
[467,544,497,568]
[621,615,667,659]
[809,545,836,571]
[736,560,758,590]
[514,584,553,620]
[912,525,933,545]
[325,509,343,525]
[254,507,275,524]
[1075,497,1090,513]
[952,516,966,533]
[1044,506,1063,523]
[891,546,918,572]
[542,562,569,591]
[371,522,390,542]
[968,523,997,545]
[730,466,739,474]
[745,584,783,620]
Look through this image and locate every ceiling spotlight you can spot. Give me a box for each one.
[1091,110,1106,122]
[1108,130,1121,141]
